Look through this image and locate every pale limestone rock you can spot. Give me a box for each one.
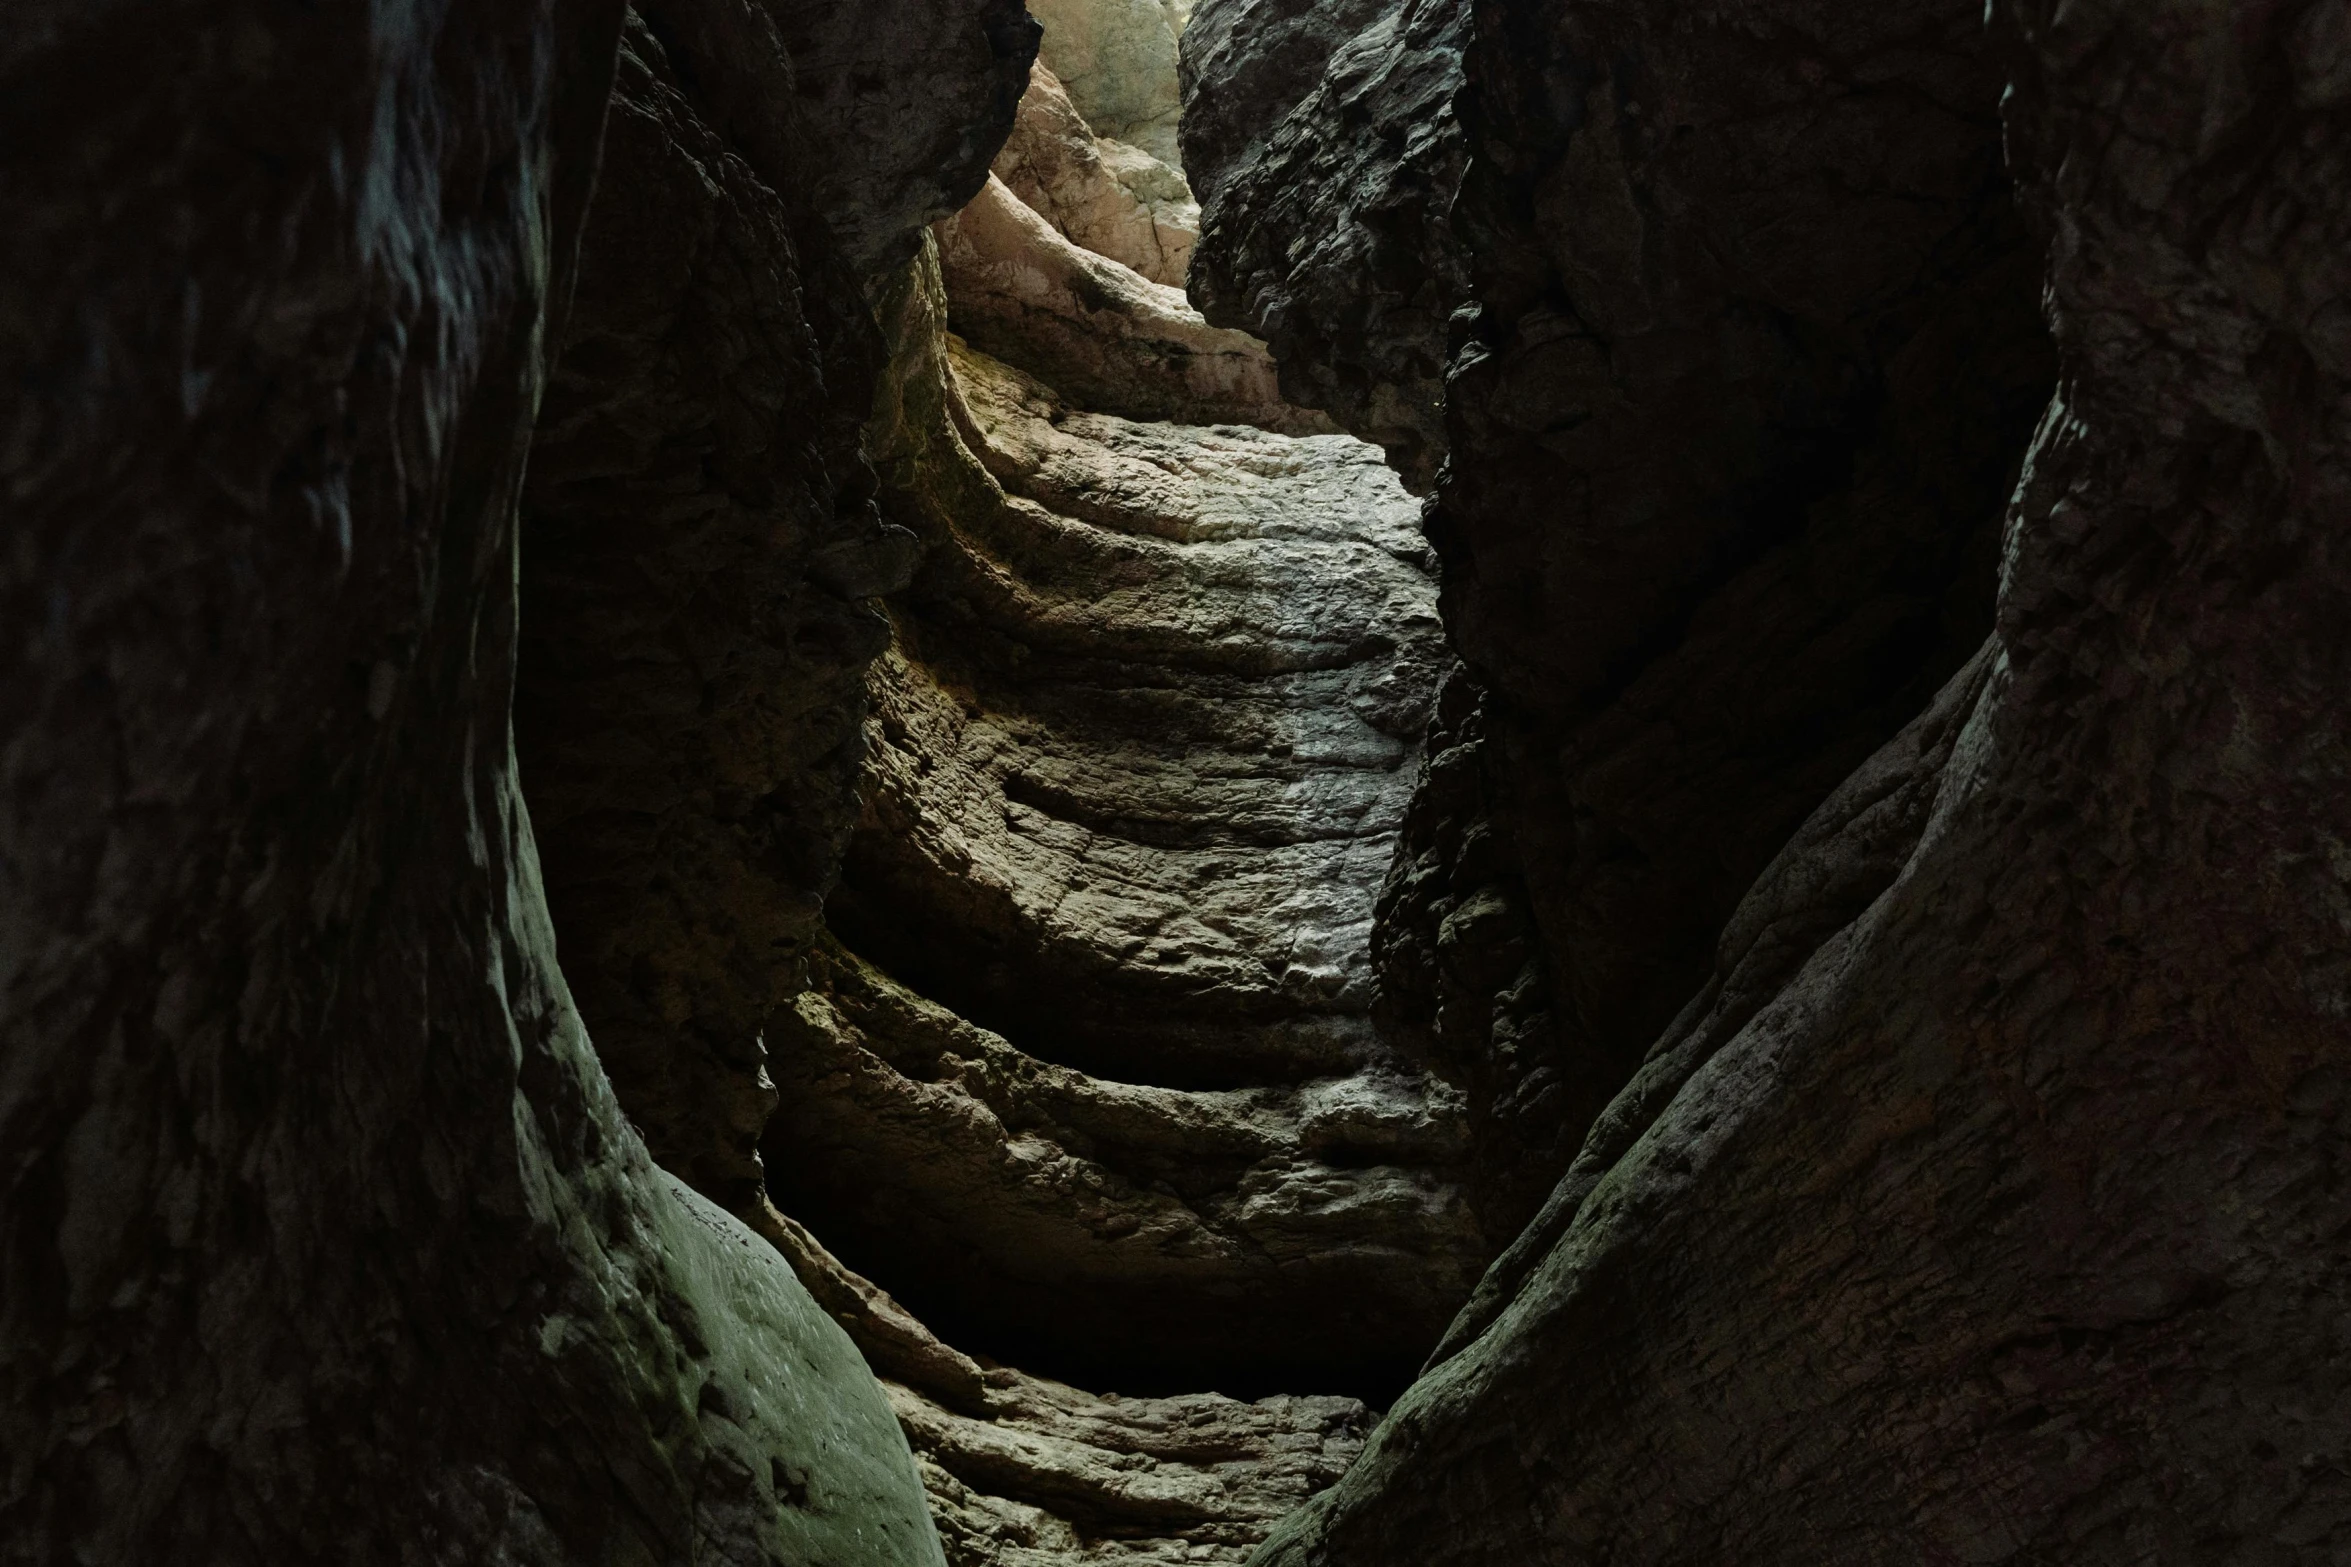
[1027,0,1190,166]
[993,64,1198,287]
[752,143,1465,1561]
[784,269,1477,1393]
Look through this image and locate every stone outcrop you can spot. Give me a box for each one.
[761,1208,1372,1567]
[933,175,1326,434]
[0,1,944,1561]
[1027,0,1192,167]
[516,0,1037,1209]
[790,204,1471,1404]
[1188,0,2351,1559]
[17,0,2341,1562]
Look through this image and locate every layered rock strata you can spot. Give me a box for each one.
[993,63,1197,288]
[0,2,944,1561]
[1190,0,2351,1559]
[779,284,1475,1394]
[749,36,1480,1562]
[513,3,1462,1559]
[767,1203,1372,1567]
[1186,0,2056,1237]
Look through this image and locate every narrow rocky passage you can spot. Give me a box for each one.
[754,11,1491,1558]
[12,0,2345,1563]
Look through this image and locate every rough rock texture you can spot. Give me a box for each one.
[1367,666,1578,1237]
[1187,0,2056,1226]
[901,1372,1365,1567]
[773,241,1478,1401]
[515,0,1038,1208]
[1028,0,1193,167]
[935,175,1328,435]
[994,63,1198,287]
[0,2,941,1561]
[761,1206,1372,1567]
[766,0,1043,274]
[1239,0,2351,1560]
[1183,0,1469,492]
[739,38,1480,1558]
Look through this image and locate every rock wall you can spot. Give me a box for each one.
[515,0,1036,1209]
[776,244,1474,1403]
[1186,0,2351,1559]
[737,21,1486,1557]
[1183,0,1468,493]
[0,1,945,1561]
[1187,0,2055,1238]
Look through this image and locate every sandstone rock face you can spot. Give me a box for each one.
[516,0,1037,1210]
[1027,0,1191,167]
[777,235,1476,1403]
[993,63,1198,287]
[1183,0,1469,492]
[0,2,940,1561]
[738,36,1482,1558]
[935,174,1328,434]
[1187,0,2056,1230]
[1212,0,2351,1559]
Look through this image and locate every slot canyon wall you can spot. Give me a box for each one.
[0,0,1020,1561]
[3,0,2345,1566]
[1187,0,2351,1561]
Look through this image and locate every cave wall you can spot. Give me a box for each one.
[515,0,1036,1210]
[1185,0,2351,1559]
[0,1,947,1561]
[779,241,1474,1400]
[1187,0,2056,1240]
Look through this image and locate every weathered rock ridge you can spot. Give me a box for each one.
[13,0,2345,1562]
[511,0,1468,1558]
[517,0,1039,1213]
[1183,0,1468,493]
[778,248,1473,1401]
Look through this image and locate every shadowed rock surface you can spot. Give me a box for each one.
[11,0,2345,1561]
[0,1,944,1561]
[513,2,1441,1557]
[1188,0,2351,1559]
[1183,0,1468,492]
[1187,0,2056,1241]
[516,0,1037,1209]
[777,255,1476,1396]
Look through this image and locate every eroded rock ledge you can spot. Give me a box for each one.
[16,0,2343,1562]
